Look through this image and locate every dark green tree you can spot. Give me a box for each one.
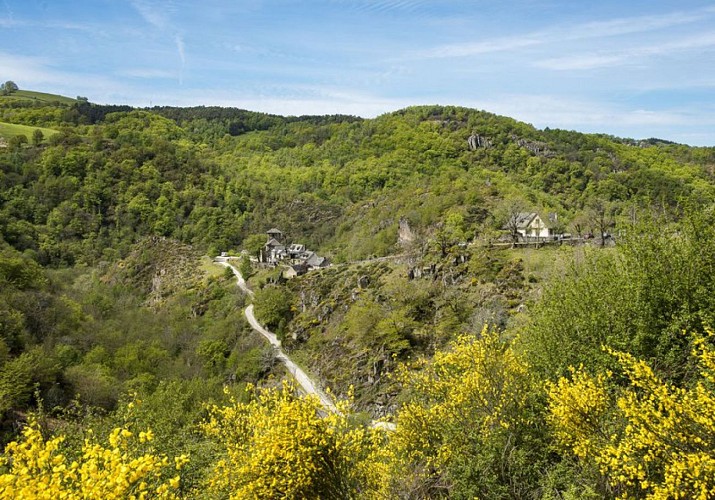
[32,129,44,146]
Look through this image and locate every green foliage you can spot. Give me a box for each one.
[238,255,252,279]
[253,285,294,336]
[548,334,715,499]
[1,81,18,93]
[522,208,715,381]
[241,234,266,258]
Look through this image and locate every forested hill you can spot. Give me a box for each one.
[4,91,715,498]
[1,93,714,266]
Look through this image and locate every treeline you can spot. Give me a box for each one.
[151,105,361,133]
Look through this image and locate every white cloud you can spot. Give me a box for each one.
[333,0,430,14]
[0,16,99,33]
[0,51,128,100]
[2,0,11,20]
[130,0,170,29]
[120,68,177,79]
[535,32,715,70]
[573,10,709,39]
[418,37,541,59]
[175,34,185,83]
[414,6,715,60]
[127,1,186,84]
[454,93,715,142]
[113,84,413,117]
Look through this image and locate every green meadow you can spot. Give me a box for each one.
[0,121,58,140]
[4,89,78,105]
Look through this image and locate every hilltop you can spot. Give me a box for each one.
[3,89,78,106]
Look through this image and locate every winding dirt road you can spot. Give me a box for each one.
[216,257,338,414]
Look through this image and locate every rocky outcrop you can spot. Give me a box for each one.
[467,134,493,150]
[398,216,415,245]
[511,135,552,156]
[106,236,203,308]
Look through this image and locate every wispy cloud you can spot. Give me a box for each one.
[0,51,128,100]
[414,6,715,60]
[536,32,715,70]
[130,0,171,29]
[2,0,12,21]
[419,37,541,58]
[334,0,430,14]
[573,9,710,39]
[120,68,176,79]
[0,16,99,33]
[458,93,715,138]
[175,34,185,84]
[129,0,185,84]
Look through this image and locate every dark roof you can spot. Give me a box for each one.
[514,212,537,229]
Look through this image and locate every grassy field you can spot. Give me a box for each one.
[0,121,58,140]
[2,90,77,105]
[200,255,228,278]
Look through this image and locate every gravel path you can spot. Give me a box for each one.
[216,258,337,414]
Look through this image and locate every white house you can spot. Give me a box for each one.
[513,212,551,239]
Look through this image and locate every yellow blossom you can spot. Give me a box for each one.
[548,330,715,499]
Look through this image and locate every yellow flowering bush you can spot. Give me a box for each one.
[201,382,388,499]
[548,331,715,499]
[0,420,187,499]
[389,328,542,499]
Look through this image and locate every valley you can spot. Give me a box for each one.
[1,89,715,498]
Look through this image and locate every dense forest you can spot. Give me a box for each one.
[1,89,715,498]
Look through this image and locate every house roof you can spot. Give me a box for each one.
[513,212,537,229]
[265,238,283,247]
[305,253,328,267]
[267,228,283,235]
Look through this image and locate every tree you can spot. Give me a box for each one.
[522,210,715,381]
[1,80,18,95]
[586,198,615,247]
[494,198,529,246]
[32,129,44,146]
[252,285,294,336]
[433,212,466,257]
[242,233,268,259]
[8,134,28,150]
[238,254,252,279]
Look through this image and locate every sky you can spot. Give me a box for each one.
[1,1,715,145]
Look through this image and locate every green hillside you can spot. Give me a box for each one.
[1,93,715,498]
[0,121,58,140]
[2,89,77,105]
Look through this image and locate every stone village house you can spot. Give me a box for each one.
[259,228,330,275]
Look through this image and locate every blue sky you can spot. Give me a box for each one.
[1,1,715,145]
